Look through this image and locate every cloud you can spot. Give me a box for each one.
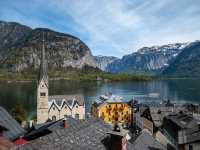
[0,0,200,57]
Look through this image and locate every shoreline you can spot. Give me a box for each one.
[1,77,200,83]
[0,76,153,83]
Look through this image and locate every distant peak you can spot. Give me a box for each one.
[137,42,190,54]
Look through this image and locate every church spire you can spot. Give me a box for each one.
[39,32,48,86]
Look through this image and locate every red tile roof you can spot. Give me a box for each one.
[14,138,27,146]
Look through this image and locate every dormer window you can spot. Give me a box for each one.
[40,92,46,96]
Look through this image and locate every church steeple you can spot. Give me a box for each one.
[37,32,49,124]
[38,32,48,86]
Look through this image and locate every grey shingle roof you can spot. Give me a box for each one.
[0,106,26,140]
[178,127,200,144]
[24,117,82,141]
[15,117,167,150]
[165,113,198,129]
[132,130,167,150]
[15,117,135,150]
[16,118,108,150]
[150,106,174,127]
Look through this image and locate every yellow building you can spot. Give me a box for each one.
[91,94,132,124]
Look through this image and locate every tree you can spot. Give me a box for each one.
[10,104,27,124]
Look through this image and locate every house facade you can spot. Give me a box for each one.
[91,94,132,124]
[162,113,199,149]
[48,95,85,121]
[135,108,154,135]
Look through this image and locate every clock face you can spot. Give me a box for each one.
[40,80,47,89]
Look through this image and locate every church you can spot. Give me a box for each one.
[37,36,85,124]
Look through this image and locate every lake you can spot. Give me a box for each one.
[0,78,200,119]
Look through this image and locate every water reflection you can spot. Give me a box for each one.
[0,79,200,117]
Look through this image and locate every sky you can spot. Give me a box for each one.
[0,0,200,57]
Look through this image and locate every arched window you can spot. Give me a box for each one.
[40,92,46,97]
[75,114,79,120]
[52,115,56,121]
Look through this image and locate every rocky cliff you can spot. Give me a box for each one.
[162,41,200,76]
[95,55,119,71]
[106,43,189,74]
[0,21,97,72]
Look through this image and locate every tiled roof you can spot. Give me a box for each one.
[0,106,26,140]
[93,94,127,108]
[49,94,84,110]
[15,117,135,150]
[149,107,168,127]
[165,113,198,129]
[178,127,200,144]
[24,117,82,141]
[132,130,167,150]
[149,106,189,127]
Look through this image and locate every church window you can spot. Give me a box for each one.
[52,116,56,121]
[76,105,78,108]
[40,92,46,97]
[64,114,71,118]
[75,114,79,119]
[53,107,55,110]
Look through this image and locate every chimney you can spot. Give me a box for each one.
[63,118,68,128]
[106,131,128,150]
[113,123,120,132]
[14,136,27,146]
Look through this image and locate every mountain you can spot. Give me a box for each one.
[95,55,119,71]
[0,21,97,72]
[0,21,32,52]
[162,41,200,77]
[106,43,189,74]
